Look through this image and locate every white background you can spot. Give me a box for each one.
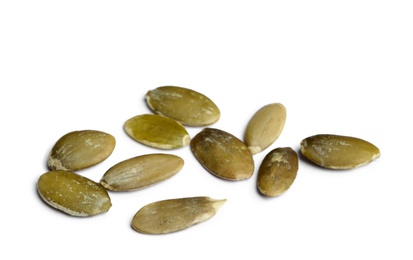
[1,1,412,259]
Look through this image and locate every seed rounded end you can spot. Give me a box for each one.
[182,134,191,146]
[47,155,68,171]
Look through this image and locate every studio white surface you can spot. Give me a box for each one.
[1,1,412,259]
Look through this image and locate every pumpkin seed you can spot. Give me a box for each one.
[257,147,298,196]
[190,128,254,180]
[300,134,380,169]
[47,130,116,171]
[131,196,226,234]
[124,114,190,149]
[244,103,286,154]
[146,86,220,126]
[100,153,184,191]
[37,171,112,216]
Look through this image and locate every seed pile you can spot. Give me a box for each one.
[37,85,381,234]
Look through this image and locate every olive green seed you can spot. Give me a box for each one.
[37,171,112,217]
[124,114,190,149]
[300,134,380,169]
[47,130,116,171]
[100,153,184,191]
[257,147,298,196]
[146,86,220,126]
[190,128,254,180]
[131,196,226,234]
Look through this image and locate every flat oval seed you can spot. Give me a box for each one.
[131,196,226,234]
[257,147,298,196]
[124,114,190,149]
[47,130,116,171]
[100,153,184,191]
[145,86,220,126]
[300,134,381,169]
[244,103,286,154]
[190,128,254,180]
[37,171,112,217]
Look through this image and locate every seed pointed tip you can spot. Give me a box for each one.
[210,198,227,211]
[248,145,261,154]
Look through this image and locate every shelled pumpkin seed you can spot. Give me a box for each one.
[190,128,254,180]
[37,171,112,217]
[36,86,384,234]
[257,147,298,196]
[131,196,226,234]
[244,103,286,155]
[47,130,116,171]
[100,153,184,191]
[124,114,190,149]
[300,134,380,169]
[146,86,220,126]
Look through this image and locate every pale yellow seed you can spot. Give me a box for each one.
[244,103,286,154]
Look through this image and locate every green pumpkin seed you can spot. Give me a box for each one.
[146,86,220,126]
[190,128,254,180]
[131,196,226,234]
[300,134,380,169]
[257,147,298,196]
[47,130,116,171]
[100,153,184,191]
[37,171,112,217]
[124,114,190,149]
[244,103,286,154]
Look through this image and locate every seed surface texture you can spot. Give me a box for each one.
[300,134,380,169]
[131,196,226,234]
[190,128,254,180]
[47,130,116,171]
[124,114,190,149]
[37,171,112,216]
[257,147,298,196]
[146,86,220,126]
[244,103,286,154]
[100,153,184,191]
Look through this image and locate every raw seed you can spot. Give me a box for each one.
[257,147,298,196]
[47,130,116,171]
[190,128,254,180]
[100,153,184,191]
[131,196,226,234]
[146,86,220,126]
[300,134,380,169]
[37,171,112,217]
[244,103,286,154]
[124,114,190,149]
